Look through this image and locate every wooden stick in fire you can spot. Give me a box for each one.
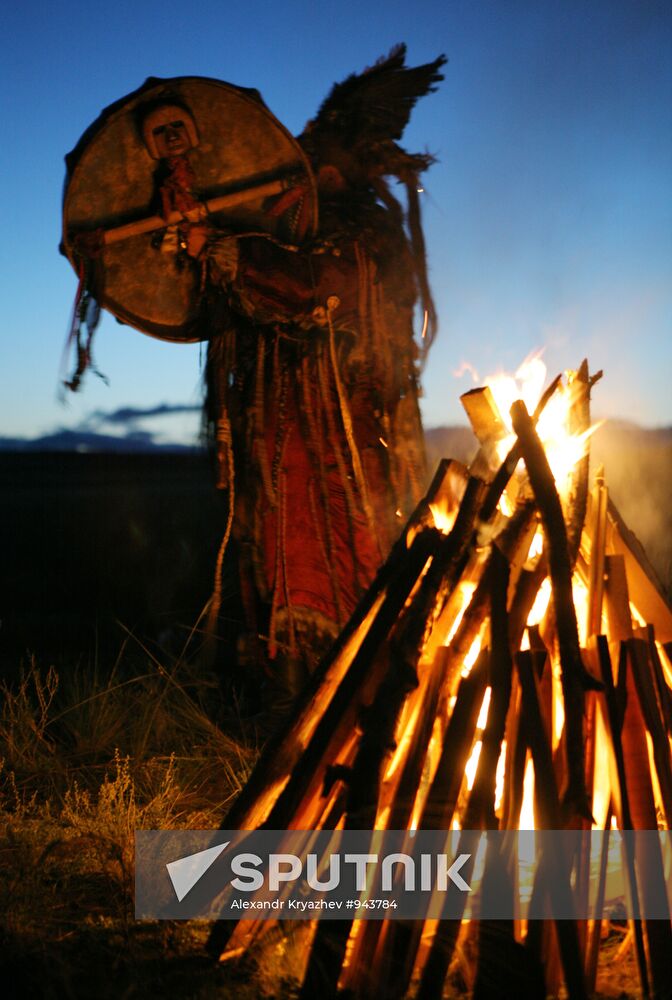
[565,361,602,566]
[516,650,589,1000]
[592,634,651,999]
[478,373,563,525]
[510,400,601,822]
[466,546,513,829]
[465,550,545,999]
[409,654,490,1000]
[418,549,544,1000]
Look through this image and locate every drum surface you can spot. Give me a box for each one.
[62,76,317,342]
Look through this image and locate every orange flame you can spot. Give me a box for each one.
[482,353,600,498]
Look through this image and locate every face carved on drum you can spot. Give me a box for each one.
[141,103,199,159]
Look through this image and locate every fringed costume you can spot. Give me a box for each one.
[202,47,446,713]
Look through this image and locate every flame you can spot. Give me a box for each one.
[494,740,506,814]
[519,757,536,893]
[429,501,457,535]
[519,756,536,830]
[552,657,565,751]
[459,689,492,813]
[409,715,445,830]
[497,491,516,517]
[591,706,612,829]
[656,641,672,688]
[384,698,422,783]
[461,631,483,677]
[486,352,547,432]
[527,577,552,628]
[481,353,599,498]
[465,740,482,791]
[476,687,492,730]
[572,576,590,647]
[526,527,545,564]
[444,582,477,644]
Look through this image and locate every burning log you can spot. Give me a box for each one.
[468,547,512,830]
[629,638,672,828]
[599,554,672,999]
[413,555,516,1000]
[361,652,490,1000]
[646,625,672,739]
[619,646,672,1000]
[516,650,588,1000]
[510,399,600,821]
[564,362,602,566]
[591,634,650,998]
[584,802,612,993]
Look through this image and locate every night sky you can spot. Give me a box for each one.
[3,0,671,443]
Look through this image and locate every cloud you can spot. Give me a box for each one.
[81,403,202,429]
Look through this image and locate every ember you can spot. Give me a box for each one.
[208,360,672,999]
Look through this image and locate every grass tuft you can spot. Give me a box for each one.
[0,640,270,998]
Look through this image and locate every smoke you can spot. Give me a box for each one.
[452,361,480,384]
[424,420,672,596]
[591,422,672,595]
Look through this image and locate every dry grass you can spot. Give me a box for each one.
[0,643,275,999]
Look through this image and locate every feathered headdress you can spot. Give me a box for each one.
[300,44,446,357]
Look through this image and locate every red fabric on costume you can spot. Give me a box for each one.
[258,384,389,631]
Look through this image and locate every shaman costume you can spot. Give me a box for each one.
[60,47,445,713]
[204,202,428,700]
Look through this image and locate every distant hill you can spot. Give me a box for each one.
[0,429,201,453]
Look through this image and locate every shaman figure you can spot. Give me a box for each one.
[61,47,445,722]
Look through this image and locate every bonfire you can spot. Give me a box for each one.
[204,357,672,1000]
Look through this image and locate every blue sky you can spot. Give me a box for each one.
[3,0,671,442]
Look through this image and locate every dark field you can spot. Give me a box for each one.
[0,452,231,676]
[2,423,670,676]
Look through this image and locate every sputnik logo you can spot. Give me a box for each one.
[166,841,230,902]
[165,840,473,902]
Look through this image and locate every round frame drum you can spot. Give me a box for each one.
[62,76,317,342]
